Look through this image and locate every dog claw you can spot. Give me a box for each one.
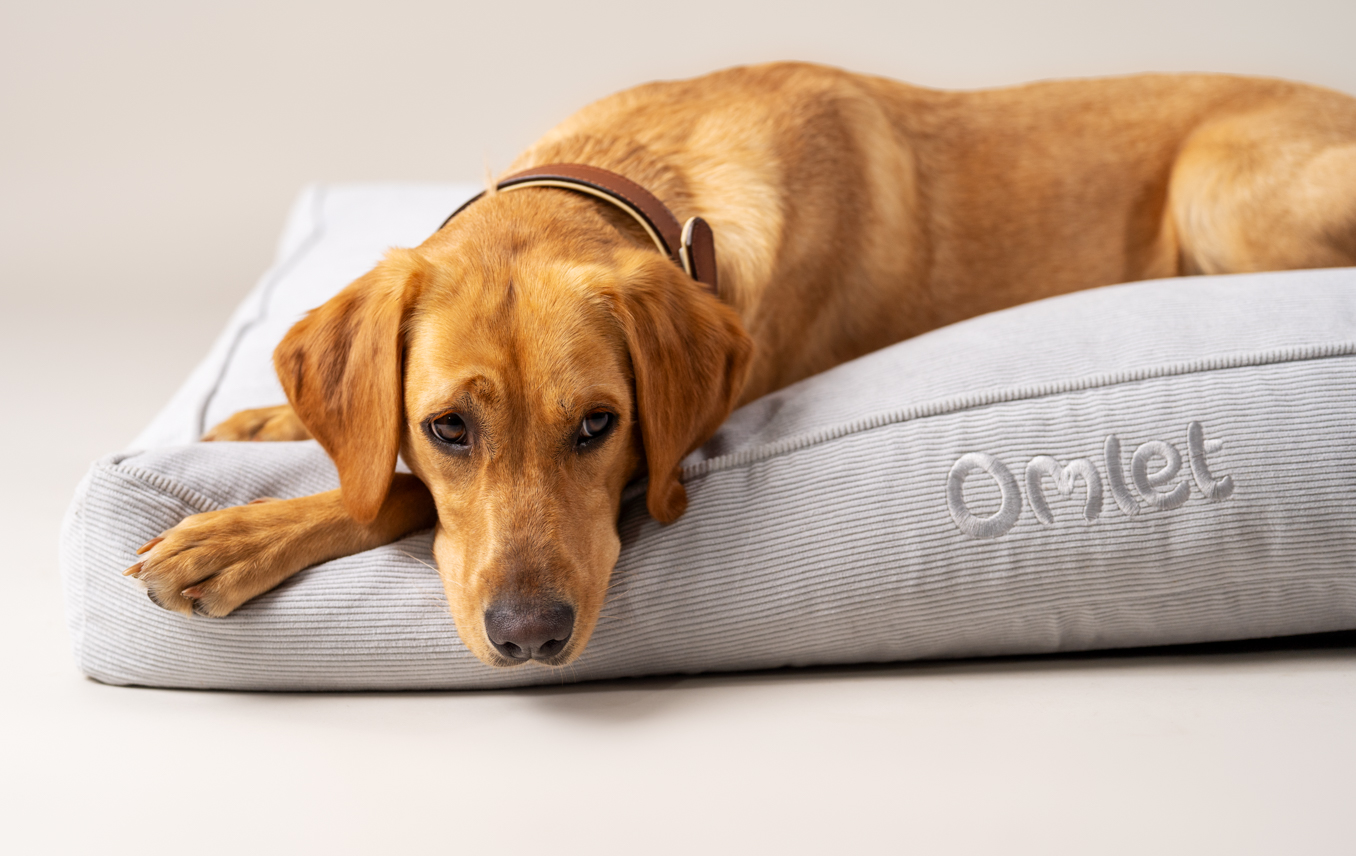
[181,586,203,598]
[136,537,165,555]
[123,562,144,577]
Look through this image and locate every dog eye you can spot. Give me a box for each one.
[430,413,468,446]
[578,411,613,444]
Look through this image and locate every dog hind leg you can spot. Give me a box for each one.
[1166,98,1356,276]
[1169,107,1356,276]
[203,403,312,442]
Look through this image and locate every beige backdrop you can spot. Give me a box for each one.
[5,0,1355,321]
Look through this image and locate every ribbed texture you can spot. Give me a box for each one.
[59,183,1356,690]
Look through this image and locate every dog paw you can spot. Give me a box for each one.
[203,404,311,442]
[123,500,293,618]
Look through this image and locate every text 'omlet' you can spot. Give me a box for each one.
[947,421,1234,538]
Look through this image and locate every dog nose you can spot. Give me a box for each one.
[484,598,575,662]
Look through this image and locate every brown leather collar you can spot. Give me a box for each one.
[438,163,719,295]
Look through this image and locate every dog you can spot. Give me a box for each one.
[126,62,1356,667]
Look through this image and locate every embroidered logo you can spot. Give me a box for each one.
[947,421,1234,538]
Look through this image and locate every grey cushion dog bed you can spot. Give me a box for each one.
[60,183,1356,691]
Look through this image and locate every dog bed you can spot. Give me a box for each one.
[60,183,1356,690]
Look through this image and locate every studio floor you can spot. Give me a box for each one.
[3,287,1354,853]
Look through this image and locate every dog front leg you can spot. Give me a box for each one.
[126,474,437,616]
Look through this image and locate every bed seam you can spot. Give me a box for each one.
[680,342,1356,482]
[195,186,330,437]
[98,462,231,515]
[111,342,1356,497]
[108,341,1356,502]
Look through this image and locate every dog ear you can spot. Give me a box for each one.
[272,250,424,524]
[611,264,753,524]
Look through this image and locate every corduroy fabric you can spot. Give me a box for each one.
[60,184,1356,690]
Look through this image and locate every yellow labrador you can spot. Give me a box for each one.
[127,63,1356,667]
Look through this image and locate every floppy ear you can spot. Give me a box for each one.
[611,264,753,524]
[272,250,424,524]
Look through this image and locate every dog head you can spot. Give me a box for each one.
[274,189,751,666]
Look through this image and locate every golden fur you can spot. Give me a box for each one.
[129,63,1356,667]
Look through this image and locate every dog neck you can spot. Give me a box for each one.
[439,163,720,296]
